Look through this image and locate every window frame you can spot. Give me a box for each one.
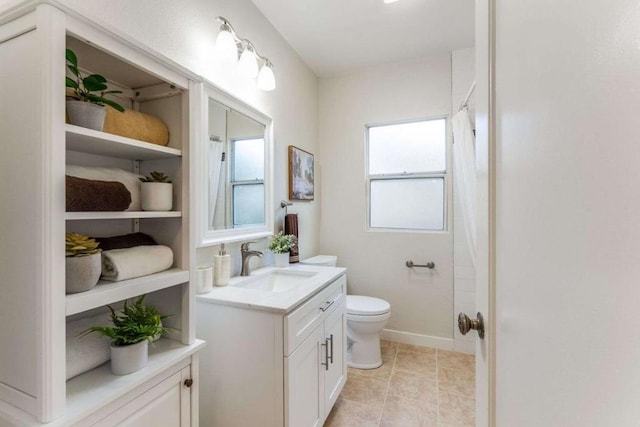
[365,116,449,233]
[228,136,266,228]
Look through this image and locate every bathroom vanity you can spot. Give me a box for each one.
[196,265,347,427]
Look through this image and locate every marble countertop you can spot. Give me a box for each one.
[195,264,346,313]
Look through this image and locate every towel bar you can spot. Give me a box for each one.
[405,260,435,269]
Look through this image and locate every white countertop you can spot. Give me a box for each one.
[195,264,346,313]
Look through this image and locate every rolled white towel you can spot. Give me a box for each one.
[101,245,173,281]
[66,313,111,380]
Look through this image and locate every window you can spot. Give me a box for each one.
[230,137,265,227]
[366,118,447,231]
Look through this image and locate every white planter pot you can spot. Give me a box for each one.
[141,182,173,211]
[274,252,290,268]
[110,340,148,375]
[66,252,101,294]
[66,100,106,131]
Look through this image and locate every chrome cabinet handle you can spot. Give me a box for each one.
[328,334,334,364]
[320,339,329,371]
[319,299,336,312]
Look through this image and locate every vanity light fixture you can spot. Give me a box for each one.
[215,16,276,91]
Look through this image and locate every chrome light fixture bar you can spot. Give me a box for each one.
[215,16,276,91]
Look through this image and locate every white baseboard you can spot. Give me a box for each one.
[380,329,476,355]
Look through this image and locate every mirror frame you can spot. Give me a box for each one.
[194,82,274,247]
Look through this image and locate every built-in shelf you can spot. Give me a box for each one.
[66,124,182,160]
[64,339,205,425]
[65,211,182,220]
[66,268,189,316]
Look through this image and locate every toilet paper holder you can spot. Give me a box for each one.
[405,260,435,269]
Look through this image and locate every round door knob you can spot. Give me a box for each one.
[458,312,485,339]
[184,378,193,388]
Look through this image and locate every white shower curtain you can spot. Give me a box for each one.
[453,108,477,267]
[208,139,224,229]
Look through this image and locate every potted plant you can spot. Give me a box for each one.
[83,295,170,375]
[139,171,173,211]
[65,48,125,131]
[268,232,296,267]
[65,232,102,294]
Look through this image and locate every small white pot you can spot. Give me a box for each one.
[66,100,106,131]
[66,252,101,294]
[274,252,290,268]
[141,182,173,211]
[110,340,148,375]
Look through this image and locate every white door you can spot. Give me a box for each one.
[323,301,347,411]
[475,1,640,426]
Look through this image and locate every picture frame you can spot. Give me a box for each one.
[288,145,314,200]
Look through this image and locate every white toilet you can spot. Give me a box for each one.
[300,255,391,369]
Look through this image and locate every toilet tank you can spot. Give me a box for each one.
[300,255,337,267]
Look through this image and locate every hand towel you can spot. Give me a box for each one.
[66,313,111,380]
[66,175,131,211]
[95,232,157,251]
[101,245,173,281]
[66,165,144,211]
[284,213,299,263]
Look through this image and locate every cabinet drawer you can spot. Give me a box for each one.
[284,274,346,356]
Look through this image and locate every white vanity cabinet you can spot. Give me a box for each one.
[0,3,203,425]
[197,270,347,427]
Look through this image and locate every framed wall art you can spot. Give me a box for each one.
[288,145,314,200]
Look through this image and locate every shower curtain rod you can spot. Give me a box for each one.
[458,80,476,111]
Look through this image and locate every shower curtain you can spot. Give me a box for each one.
[208,139,224,229]
[453,108,477,267]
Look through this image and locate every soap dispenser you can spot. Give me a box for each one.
[214,243,231,286]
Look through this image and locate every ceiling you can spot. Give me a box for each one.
[250,0,474,77]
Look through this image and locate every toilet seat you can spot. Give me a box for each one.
[347,295,390,316]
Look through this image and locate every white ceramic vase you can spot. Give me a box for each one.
[274,252,290,268]
[141,182,173,211]
[66,100,106,131]
[110,340,148,375]
[65,252,101,294]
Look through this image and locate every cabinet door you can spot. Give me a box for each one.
[324,300,347,413]
[285,323,325,427]
[94,366,192,426]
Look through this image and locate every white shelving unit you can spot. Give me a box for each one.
[0,3,201,425]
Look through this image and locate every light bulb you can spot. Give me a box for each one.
[238,46,259,78]
[257,62,276,91]
[216,28,237,64]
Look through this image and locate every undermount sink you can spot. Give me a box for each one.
[234,269,317,292]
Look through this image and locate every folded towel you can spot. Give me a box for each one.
[103,105,170,146]
[101,245,173,281]
[66,175,131,212]
[66,313,111,380]
[66,165,144,211]
[285,213,300,263]
[95,232,157,251]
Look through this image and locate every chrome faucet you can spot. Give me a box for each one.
[240,242,263,276]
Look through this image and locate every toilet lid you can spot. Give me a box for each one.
[346,295,390,316]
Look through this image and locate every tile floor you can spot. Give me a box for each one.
[324,341,475,427]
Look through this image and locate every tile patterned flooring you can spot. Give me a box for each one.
[324,341,475,427]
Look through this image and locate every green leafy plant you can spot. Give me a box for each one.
[65,232,101,257]
[83,295,170,347]
[65,48,125,112]
[267,231,296,254]
[139,171,172,183]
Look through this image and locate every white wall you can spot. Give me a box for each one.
[57,0,320,272]
[318,55,455,343]
[451,48,476,354]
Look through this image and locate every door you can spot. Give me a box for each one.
[480,0,640,426]
[285,323,324,427]
[323,300,346,412]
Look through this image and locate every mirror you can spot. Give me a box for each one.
[197,83,273,247]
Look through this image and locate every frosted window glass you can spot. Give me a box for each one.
[368,119,446,174]
[233,138,264,181]
[233,184,264,227]
[370,178,444,230]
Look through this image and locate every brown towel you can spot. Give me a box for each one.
[285,214,299,263]
[66,175,131,211]
[94,232,157,251]
[103,106,170,146]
